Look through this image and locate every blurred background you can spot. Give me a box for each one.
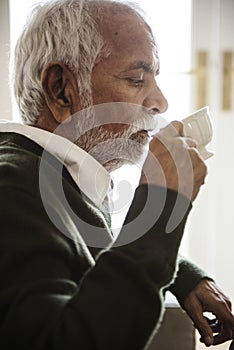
[0,0,233,348]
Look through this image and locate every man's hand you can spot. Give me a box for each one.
[140,121,207,202]
[183,279,234,347]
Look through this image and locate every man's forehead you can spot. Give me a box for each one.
[117,31,159,74]
[95,6,159,72]
[99,7,155,44]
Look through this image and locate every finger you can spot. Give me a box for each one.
[170,120,184,135]
[213,326,233,345]
[205,317,222,333]
[185,297,214,346]
[161,120,184,137]
[180,136,198,148]
[200,296,234,345]
[200,318,233,345]
[207,292,234,329]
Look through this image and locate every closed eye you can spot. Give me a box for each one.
[127,77,144,87]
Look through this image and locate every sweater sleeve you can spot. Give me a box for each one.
[112,185,192,289]
[168,255,214,307]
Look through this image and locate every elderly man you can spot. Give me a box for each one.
[0,0,233,349]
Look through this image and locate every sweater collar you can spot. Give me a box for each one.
[0,121,111,208]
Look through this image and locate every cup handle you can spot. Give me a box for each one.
[197,146,214,160]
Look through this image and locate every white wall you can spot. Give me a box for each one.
[186,0,234,302]
[0,0,12,120]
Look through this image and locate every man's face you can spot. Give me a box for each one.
[76,12,168,170]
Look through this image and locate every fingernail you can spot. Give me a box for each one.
[204,336,213,346]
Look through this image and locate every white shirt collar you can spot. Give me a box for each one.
[0,121,111,208]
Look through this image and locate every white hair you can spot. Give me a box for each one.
[11,0,148,125]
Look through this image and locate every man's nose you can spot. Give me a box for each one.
[143,84,168,114]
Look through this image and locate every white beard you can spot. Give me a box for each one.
[72,102,157,172]
[86,128,149,172]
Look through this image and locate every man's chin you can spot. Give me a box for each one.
[103,159,126,173]
[103,148,148,173]
[104,158,142,173]
[130,130,150,146]
[75,130,149,172]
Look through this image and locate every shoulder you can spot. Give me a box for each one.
[0,133,40,196]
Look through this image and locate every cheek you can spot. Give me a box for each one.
[92,75,143,105]
[91,86,111,105]
[92,84,126,105]
[93,87,144,107]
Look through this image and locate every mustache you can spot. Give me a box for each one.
[60,102,159,139]
[127,112,158,134]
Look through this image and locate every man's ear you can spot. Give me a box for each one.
[41,61,80,123]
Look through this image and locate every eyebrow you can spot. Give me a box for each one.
[124,60,160,75]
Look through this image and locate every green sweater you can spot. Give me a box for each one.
[0,132,208,349]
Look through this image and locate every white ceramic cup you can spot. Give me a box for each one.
[182,106,214,160]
